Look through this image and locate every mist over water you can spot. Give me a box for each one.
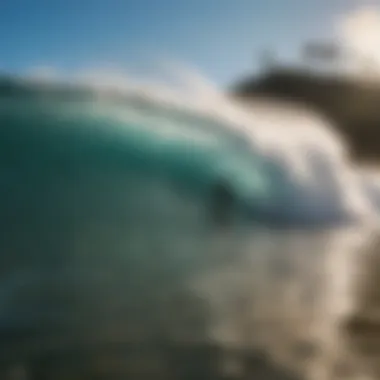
[1,69,380,378]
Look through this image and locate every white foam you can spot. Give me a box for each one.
[22,64,380,227]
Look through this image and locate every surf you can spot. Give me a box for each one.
[0,69,380,379]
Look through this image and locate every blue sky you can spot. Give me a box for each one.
[0,0,376,85]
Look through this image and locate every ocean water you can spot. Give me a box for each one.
[0,73,380,379]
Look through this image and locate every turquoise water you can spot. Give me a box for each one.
[0,77,380,378]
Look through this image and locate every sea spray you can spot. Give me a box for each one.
[0,69,379,378]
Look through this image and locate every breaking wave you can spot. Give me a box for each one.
[1,67,380,378]
[3,68,380,228]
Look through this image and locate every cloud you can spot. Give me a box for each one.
[336,6,380,67]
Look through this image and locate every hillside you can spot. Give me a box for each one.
[232,68,380,162]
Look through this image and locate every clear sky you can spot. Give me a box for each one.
[0,0,377,85]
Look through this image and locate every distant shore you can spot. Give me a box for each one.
[231,66,380,163]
